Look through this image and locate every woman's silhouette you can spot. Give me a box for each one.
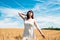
[18,10,45,40]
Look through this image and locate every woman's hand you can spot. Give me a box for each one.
[41,34,45,38]
[37,28,45,38]
[18,12,26,16]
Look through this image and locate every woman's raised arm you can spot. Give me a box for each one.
[18,12,26,20]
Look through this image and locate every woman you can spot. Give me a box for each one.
[18,10,45,40]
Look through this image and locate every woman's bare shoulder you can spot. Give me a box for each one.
[33,19,36,21]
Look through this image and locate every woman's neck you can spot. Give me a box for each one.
[27,17,32,20]
[29,16,32,18]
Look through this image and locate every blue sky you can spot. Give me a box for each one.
[0,0,60,28]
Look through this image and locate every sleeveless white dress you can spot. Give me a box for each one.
[22,17,36,40]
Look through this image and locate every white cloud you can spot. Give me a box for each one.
[0,18,19,28]
[36,16,60,28]
[37,16,60,23]
[32,4,40,11]
[0,7,26,28]
[0,8,23,17]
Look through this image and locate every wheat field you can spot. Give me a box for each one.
[0,28,60,40]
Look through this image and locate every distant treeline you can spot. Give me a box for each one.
[42,28,60,30]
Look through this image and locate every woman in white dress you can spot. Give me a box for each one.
[18,10,45,40]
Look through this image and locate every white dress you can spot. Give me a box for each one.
[22,17,36,40]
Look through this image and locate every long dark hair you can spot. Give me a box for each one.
[26,10,34,20]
